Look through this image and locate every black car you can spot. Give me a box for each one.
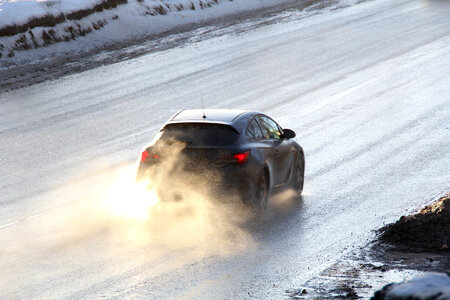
[136,109,304,209]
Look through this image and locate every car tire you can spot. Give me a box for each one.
[251,169,269,210]
[294,155,305,197]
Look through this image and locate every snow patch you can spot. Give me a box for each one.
[0,0,294,63]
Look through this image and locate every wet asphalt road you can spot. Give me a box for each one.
[1,0,450,298]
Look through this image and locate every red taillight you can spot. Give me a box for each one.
[219,151,249,165]
[141,150,150,162]
[234,152,249,165]
[141,150,160,162]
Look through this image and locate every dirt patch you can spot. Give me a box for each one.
[286,261,388,299]
[378,194,450,252]
[287,193,450,299]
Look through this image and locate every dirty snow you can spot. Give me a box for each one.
[0,0,102,27]
[374,273,450,300]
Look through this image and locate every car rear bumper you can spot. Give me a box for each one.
[136,163,253,203]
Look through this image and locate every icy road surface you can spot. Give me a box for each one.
[1,0,450,298]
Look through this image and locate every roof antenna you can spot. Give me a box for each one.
[201,98,206,119]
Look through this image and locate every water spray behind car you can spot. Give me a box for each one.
[103,142,256,253]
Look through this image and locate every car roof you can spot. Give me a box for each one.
[163,109,262,132]
[166,109,261,133]
[171,109,247,122]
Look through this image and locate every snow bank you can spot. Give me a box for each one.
[0,0,111,28]
[0,0,294,63]
[372,273,450,300]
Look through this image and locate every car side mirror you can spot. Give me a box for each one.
[282,128,296,139]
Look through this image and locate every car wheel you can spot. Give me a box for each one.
[294,155,305,196]
[252,170,269,210]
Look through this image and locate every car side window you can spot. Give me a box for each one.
[257,116,282,140]
[246,119,264,140]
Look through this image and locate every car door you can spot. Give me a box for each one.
[245,117,277,178]
[256,115,294,186]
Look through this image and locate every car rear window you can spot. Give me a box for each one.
[159,123,240,146]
